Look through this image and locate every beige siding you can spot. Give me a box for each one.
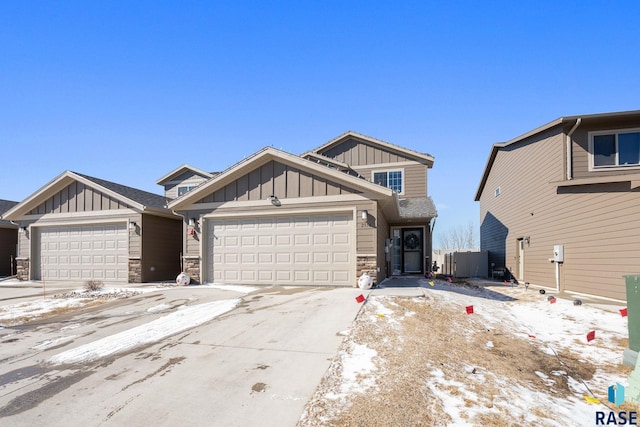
[128,213,143,258]
[195,161,359,204]
[27,182,131,215]
[141,214,182,281]
[376,205,390,283]
[320,137,413,165]
[163,171,211,200]
[353,163,427,198]
[571,118,640,180]
[480,126,640,301]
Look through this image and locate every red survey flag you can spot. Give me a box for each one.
[586,330,596,342]
[549,297,556,304]
[466,305,474,315]
[620,308,628,317]
[504,280,509,285]
[355,294,365,303]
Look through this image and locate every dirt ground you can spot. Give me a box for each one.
[298,283,638,427]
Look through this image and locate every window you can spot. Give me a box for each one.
[495,187,501,197]
[178,185,197,196]
[373,170,403,194]
[591,129,640,168]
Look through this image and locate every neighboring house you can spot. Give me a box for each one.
[0,199,19,277]
[1,171,182,283]
[166,131,436,286]
[156,164,215,200]
[475,110,640,301]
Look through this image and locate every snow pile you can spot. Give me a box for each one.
[49,298,239,365]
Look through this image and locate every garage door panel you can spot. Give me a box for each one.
[208,213,354,286]
[37,223,128,282]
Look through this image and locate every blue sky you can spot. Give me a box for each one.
[1,1,639,247]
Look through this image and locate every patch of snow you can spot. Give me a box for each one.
[485,340,494,349]
[32,335,78,351]
[48,298,239,365]
[147,303,172,313]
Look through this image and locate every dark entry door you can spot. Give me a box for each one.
[402,228,423,274]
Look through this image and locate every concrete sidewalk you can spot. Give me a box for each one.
[369,276,426,297]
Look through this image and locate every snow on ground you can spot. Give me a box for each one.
[300,279,635,426]
[48,298,240,365]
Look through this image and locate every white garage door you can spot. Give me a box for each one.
[206,213,354,286]
[37,223,128,282]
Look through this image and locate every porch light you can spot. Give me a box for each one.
[19,226,27,233]
[189,218,197,227]
[129,221,137,230]
[361,210,368,220]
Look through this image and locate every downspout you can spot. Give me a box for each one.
[566,118,582,180]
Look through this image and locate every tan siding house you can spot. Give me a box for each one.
[2,171,182,283]
[168,131,437,286]
[476,110,640,302]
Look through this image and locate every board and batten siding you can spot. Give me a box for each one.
[320,137,414,166]
[27,182,132,215]
[195,161,359,204]
[480,125,640,301]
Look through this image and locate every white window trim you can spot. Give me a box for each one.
[371,168,404,195]
[588,127,640,171]
[178,185,198,196]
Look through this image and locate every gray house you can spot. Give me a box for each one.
[0,199,18,277]
[2,171,182,283]
[475,110,640,302]
[165,131,437,286]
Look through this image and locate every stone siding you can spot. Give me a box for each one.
[356,255,378,286]
[128,258,142,283]
[16,258,29,281]
[183,257,200,284]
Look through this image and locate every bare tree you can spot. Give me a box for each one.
[438,222,478,251]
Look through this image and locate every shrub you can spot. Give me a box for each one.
[84,280,104,292]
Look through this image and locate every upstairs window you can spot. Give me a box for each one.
[591,129,640,168]
[373,170,403,194]
[178,185,197,196]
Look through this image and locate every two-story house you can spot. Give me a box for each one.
[475,110,640,302]
[165,131,436,286]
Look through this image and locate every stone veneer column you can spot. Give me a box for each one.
[183,257,200,284]
[16,258,29,281]
[128,258,142,283]
[356,255,378,287]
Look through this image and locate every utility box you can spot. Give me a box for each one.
[553,245,564,263]
[624,275,640,367]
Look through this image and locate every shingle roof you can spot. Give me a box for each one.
[74,172,169,209]
[398,197,437,219]
[0,199,18,227]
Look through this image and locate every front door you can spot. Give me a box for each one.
[402,228,423,274]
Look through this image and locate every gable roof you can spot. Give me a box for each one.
[168,146,395,210]
[0,199,18,227]
[2,171,172,220]
[156,164,215,185]
[306,130,435,166]
[474,109,640,201]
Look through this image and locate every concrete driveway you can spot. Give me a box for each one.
[0,284,364,426]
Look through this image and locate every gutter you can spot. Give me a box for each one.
[566,118,582,180]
